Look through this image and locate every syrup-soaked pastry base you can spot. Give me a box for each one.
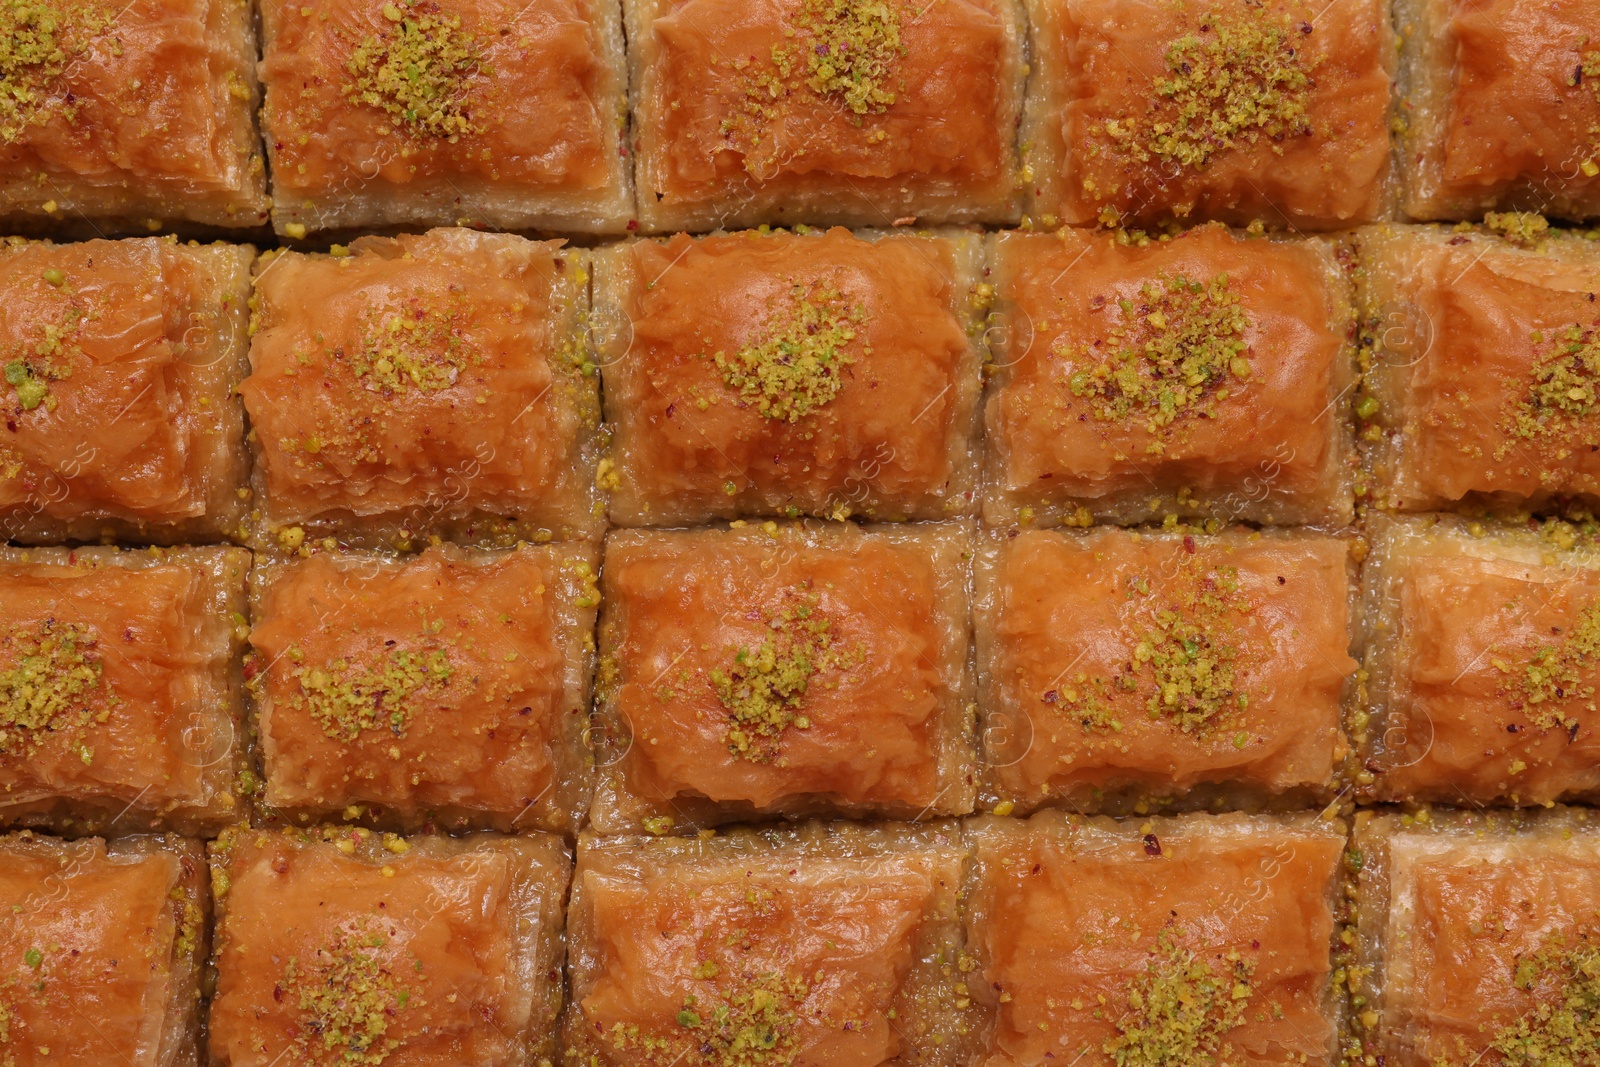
[0,546,249,837]
[563,821,978,1067]
[591,522,975,833]
[248,543,598,834]
[0,832,207,1067]
[259,0,633,237]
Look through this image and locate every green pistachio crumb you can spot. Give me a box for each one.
[675,971,808,1067]
[283,921,415,1066]
[1485,211,1551,247]
[1469,933,1600,1067]
[350,305,469,393]
[1503,323,1600,447]
[714,280,865,423]
[292,646,453,744]
[1104,935,1255,1067]
[1503,601,1600,731]
[791,0,902,115]
[0,0,113,143]
[345,4,482,138]
[0,620,109,757]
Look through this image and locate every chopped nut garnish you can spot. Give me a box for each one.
[0,0,114,143]
[714,280,865,423]
[0,620,111,757]
[345,2,482,138]
[1105,935,1255,1067]
[282,920,416,1066]
[291,646,453,744]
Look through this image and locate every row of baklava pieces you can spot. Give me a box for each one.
[12,0,1600,241]
[4,219,1596,550]
[0,805,1588,1066]
[3,509,1593,848]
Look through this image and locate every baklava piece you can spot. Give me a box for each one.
[259,0,632,237]
[563,822,977,1066]
[592,522,974,833]
[984,225,1357,526]
[1352,807,1600,1067]
[595,228,984,525]
[0,832,207,1067]
[1021,0,1393,229]
[1361,515,1600,806]
[208,825,570,1067]
[0,238,253,543]
[1360,224,1600,513]
[966,809,1345,1067]
[240,229,601,550]
[625,0,1025,232]
[975,527,1356,815]
[1397,0,1600,220]
[248,543,598,834]
[0,0,268,233]
[0,546,249,836]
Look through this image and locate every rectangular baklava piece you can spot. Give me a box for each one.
[247,543,598,834]
[975,527,1357,815]
[240,229,601,550]
[258,0,632,236]
[625,0,1026,232]
[592,522,974,832]
[0,832,208,1067]
[1020,0,1393,229]
[0,237,253,544]
[0,546,249,835]
[1352,807,1600,1067]
[207,825,570,1067]
[984,225,1357,526]
[1361,515,1600,807]
[563,822,975,1066]
[965,810,1346,1067]
[595,227,984,525]
[1361,224,1600,513]
[1397,0,1600,220]
[0,0,268,232]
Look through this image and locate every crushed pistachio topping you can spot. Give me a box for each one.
[1497,601,1600,732]
[1104,937,1255,1067]
[345,2,482,138]
[786,0,903,115]
[1485,212,1551,247]
[713,281,865,423]
[1502,323,1600,449]
[1454,932,1600,1067]
[0,620,110,757]
[707,586,864,762]
[674,971,810,1067]
[1572,49,1600,177]
[0,0,113,143]
[283,921,415,1067]
[1065,272,1253,435]
[349,302,471,393]
[290,645,454,743]
[1100,7,1316,171]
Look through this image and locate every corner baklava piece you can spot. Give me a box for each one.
[1397,0,1600,220]
[240,229,601,550]
[1352,807,1600,1067]
[1361,515,1600,806]
[0,0,267,232]
[1361,224,1600,513]
[563,822,976,1066]
[0,237,253,544]
[248,543,598,834]
[0,546,249,835]
[625,0,1026,232]
[984,225,1356,526]
[208,825,570,1067]
[595,228,984,525]
[0,832,207,1067]
[966,810,1345,1067]
[592,522,974,833]
[259,0,632,236]
[975,527,1357,815]
[1021,0,1393,229]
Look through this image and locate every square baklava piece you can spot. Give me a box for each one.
[975,527,1357,815]
[0,832,208,1067]
[563,822,976,1066]
[1352,807,1600,1067]
[0,546,249,835]
[1397,0,1600,220]
[240,229,601,550]
[592,522,975,832]
[625,0,1026,232]
[208,825,570,1067]
[595,227,984,525]
[1021,0,1393,229]
[248,543,598,834]
[259,0,632,236]
[1361,515,1600,806]
[966,810,1345,1067]
[984,225,1357,526]
[0,0,268,232]
[1361,224,1600,513]
[0,237,253,544]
